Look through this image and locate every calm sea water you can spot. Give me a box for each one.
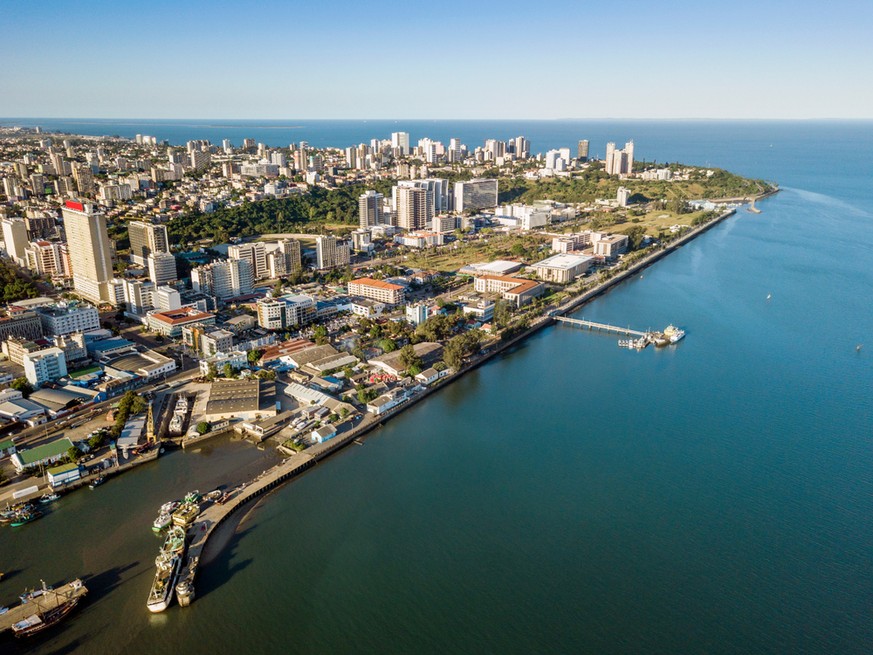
[2,120,873,654]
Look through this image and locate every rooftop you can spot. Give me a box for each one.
[205,379,274,415]
[149,307,213,325]
[349,277,404,292]
[15,437,74,466]
[533,253,595,269]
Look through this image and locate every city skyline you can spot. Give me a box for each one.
[2,0,872,120]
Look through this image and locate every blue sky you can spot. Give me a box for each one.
[2,0,871,119]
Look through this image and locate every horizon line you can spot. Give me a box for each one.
[3,116,873,122]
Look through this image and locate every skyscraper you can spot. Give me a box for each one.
[128,221,170,266]
[191,259,253,300]
[228,242,268,280]
[278,239,302,273]
[359,190,383,228]
[62,200,115,304]
[577,139,590,161]
[148,252,178,286]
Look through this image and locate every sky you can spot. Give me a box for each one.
[2,0,872,119]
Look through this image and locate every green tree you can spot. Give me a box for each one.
[196,421,210,435]
[222,362,235,378]
[247,349,262,365]
[377,338,397,353]
[399,344,422,371]
[10,377,33,397]
[313,325,329,345]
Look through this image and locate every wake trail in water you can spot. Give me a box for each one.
[782,187,872,218]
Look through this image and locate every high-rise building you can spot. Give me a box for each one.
[128,221,170,266]
[577,139,590,161]
[228,242,268,280]
[358,190,384,228]
[62,200,115,304]
[23,347,67,387]
[315,235,351,270]
[395,186,430,230]
[191,259,253,300]
[391,132,410,156]
[25,240,66,278]
[2,217,30,266]
[454,179,499,213]
[604,141,634,175]
[148,252,178,286]
[278,239,301,273]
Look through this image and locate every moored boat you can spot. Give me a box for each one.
[664,324,686,343]
[12,597,81,638]
[39,493,61,504]
[147,550,183,613]
[171,502,199,528]
[10,508,42,527]
[89,476,106,489]
[152,513,172,532]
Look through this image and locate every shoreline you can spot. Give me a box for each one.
[181,196,776,602]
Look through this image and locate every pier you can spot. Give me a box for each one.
[555,316,648,337]
[0,580,87,634]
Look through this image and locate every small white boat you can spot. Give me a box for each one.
[152,513,172,532]
[39,493,60,504]
[664,325,685,343]
[160,501,180,515]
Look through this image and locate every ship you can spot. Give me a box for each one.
[147,551,183,613]
[39,493,60,504]
[175,556,199,607]
[171,502,200,528]
[152,513,172,532]
[10,507,42,527]
[10,579,86,638]
[663,325,686,343]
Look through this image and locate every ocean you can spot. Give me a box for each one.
[1,119,872,653]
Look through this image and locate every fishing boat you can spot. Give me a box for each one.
[171,502,199,528]
[204,489,222,502]
[89,476,106,489]
[39,493,61,505]
[160,500,180,514]
[182,490,201,504]
[175,556,199,607]
[147,543,184,613]
[152,513,172,532]
[10,508,41,527]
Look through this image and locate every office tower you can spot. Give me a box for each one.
[128,221,170,266]
[395,186,430,230]
[228,242,268,280]
[577,139,590,161]
[391,132,410,156]
[148,252,178,286]
[62,200,115,304]
[2,217,30,266]
[358,190,383,228]
[315,235,351,270]
[453,179,499,213]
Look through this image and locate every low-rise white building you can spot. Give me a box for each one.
[531,253,594,284]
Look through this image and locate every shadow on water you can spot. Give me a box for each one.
[196,523,257,599]
[81,560,141,597]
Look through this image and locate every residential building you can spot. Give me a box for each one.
[391,131,410,156]
[454,179,498,213]
[617,186,631,207]
[405,303,430,326]
[531,253,594,284]
[347,278,406,305]
[256,294,317,330]
[148,252,178,286]
[578,139,590,161]
[25,240,67,278]
[36,303,100,336]
[2,217,29,266]
[1,336,41,365]
[228,242,268,280]
[128,221,170,266]
[604,141,634,176]
[395,186,430,230]
[358,190,383,228]
[152,285,182,311]
[315,236,350,270]
[11,437,73,473]
[278,239,302,273]
[62,200,115,304]
[23,347,68,386]
[191,259,254,300]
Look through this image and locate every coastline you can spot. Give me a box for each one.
[182,197,772,600]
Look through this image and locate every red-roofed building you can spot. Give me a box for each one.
[347,278,406,306]
[146,306,216,337]
[259,338,315,365]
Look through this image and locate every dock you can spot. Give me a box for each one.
[0,580,87,634]
[555,316,648,337]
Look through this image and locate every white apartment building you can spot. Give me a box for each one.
[23,347,67,386]
[347,278,405,305]
[315,236,350,270]
[2,217,29,266]
[148,252,178,286]
[62,201,115,304]
[191,259,254,300]
[228,242,268,280]
[36,303,100,337]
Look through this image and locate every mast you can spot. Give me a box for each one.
[146,400,156,445]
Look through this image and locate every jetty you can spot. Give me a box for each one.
[0,579,87,635]
[554,316,648,337]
